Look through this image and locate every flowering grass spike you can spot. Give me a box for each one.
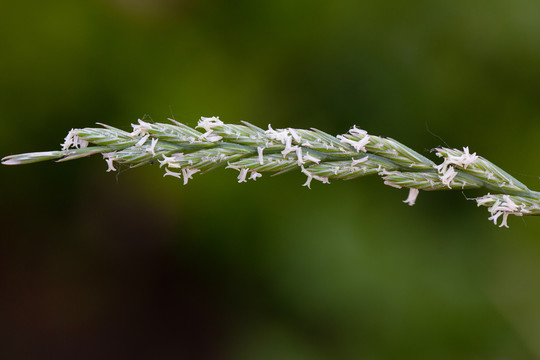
[3,116,540,228]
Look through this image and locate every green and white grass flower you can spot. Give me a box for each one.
[3,116,540,228]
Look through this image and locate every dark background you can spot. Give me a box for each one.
[2,0,540,359]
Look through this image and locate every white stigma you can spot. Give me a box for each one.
[197,116,224,132]
[237,168,248,183]
[61,129,88,150]
[351,157,368,166]
[439,165,458,188]
[249,171,262,181]
[163,168,182,179]
[403,188,420,206]
[130,119,152,137]
[257,146,265,165]
[337,135,370,152]
[147,138,159,156]
[182,168,200,185]
[106,158,116,172]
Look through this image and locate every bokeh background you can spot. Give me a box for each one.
[2,0,540,359]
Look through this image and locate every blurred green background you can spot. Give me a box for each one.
[2,0,540,359]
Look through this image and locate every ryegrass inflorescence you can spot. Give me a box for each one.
[3,116,540,228]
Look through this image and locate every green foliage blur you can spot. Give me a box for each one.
[2,0,540,358]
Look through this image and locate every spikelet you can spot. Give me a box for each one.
[3,116,540,228]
